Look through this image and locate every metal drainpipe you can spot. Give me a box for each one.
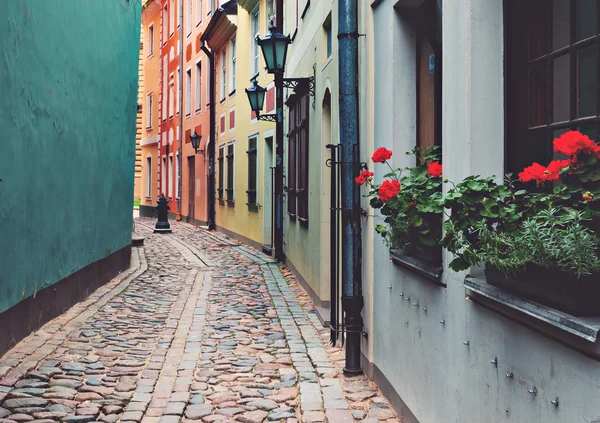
[201,41,216,230]
[177,0,184,218]
[273,0,284,262]
[338,0,363,374]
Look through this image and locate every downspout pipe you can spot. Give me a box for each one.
[201,40,216,230]
[177,0,183,218]
[338,0,363,374]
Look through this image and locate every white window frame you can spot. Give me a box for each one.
[186,0,192,36]
[161,156,167,196]
[176,67,181,115]
[163,5,168,45]
[162,56,168,121]
[229,38,236,94]
[195,60,202,112]
[168,154,174,198]
[146,92,153,128]
[169,77,175,119]
[148,24,154,56]
[176,152,181,199]
[146,156,152,197]
[220,49,227,101]
[186,67,192,116]
[196,0,202,25]
[250,6,260,77]
[170,0,175,35]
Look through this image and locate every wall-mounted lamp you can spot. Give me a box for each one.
[190,130,204,154]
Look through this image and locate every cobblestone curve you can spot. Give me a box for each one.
[1,220,400,423]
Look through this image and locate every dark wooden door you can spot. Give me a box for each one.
[188,156,195,223]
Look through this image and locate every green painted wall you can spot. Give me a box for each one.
[0,0,141,313]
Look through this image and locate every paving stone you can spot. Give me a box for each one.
[164,403,186,416]
[300,411,325,423]
[7,414,34,422]
[367,408,396,420]
[351,411,367,420]
[236,410,268,423]
[189,395,205,404]
[245,401,278,412]
[3,398,48,409]
[185,404,214,419]
[215,408,245,417]
[62,416,98,423]
[0,408,10,418]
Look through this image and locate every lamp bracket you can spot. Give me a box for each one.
[283,77,315,97]
[257,113,278,122]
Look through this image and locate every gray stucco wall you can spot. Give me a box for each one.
[0,0,140,313]
[366,0,600,422]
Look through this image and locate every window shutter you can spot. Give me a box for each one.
[247,137,258,206]
[227,143,234,202]
[297,94,309,225]
[287,106,297,218]
[218,147,224,199]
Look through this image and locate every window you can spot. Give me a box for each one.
[506,0,600,176]
[176,68,181,115]
[187,0,192,36]
[195,61,202,111]
[247,136,258,208]
[218,145,224,200]
[169,82,174,118]
[162,56,168,121]
[266,0,275,30]
[186,69,192,115]
[146,93,153,128]
[286,91,310,225]
[176,152,181,199]
[170,0,175,35]
[163,5,168,44]
[229,39,236,94]
[168,155,174,198]
[251,6,260,77]
[221,50,227,100]
[323,15,332,59]
[196,0,203,25]
[148,24,154,55]
[146,157,152,197]
[226,142,235,203]
[161,156,167,196]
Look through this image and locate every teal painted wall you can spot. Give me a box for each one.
[0,0,141,313]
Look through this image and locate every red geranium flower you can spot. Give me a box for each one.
[372,147,393,163]
[427,161,443,177]
[519,159,571,184]
[378,180,401,202]
[355,170,374,186]
[546,159,571,176]
[554,130,600,159]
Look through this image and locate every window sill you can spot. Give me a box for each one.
[218,199,225,205]
[247,203,260,213]
[389,249,444,286]
[301,0,310,19]
[226,200,235,207]
[298,217,309,228]
[464,276,600,358]
[229,89,236,97]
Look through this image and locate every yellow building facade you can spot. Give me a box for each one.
[204,0,276,250]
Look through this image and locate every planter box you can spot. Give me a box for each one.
[485,265,600,317]
[403,244,442,267]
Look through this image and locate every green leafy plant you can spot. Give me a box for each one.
[358,146,443,257]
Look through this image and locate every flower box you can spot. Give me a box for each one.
[485,265,600,317]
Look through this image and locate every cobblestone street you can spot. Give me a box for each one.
[0,219,399,423]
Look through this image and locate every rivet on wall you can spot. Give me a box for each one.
[440,319,445,325]
[505,372,514,379]
[423,307,427,312]
[491,357,498,368]
[551,397,559,407]
[463,341,470,346]
[412,301,419,307]
[528,387,537,396]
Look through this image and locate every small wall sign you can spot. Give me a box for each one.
[429,54,435,74]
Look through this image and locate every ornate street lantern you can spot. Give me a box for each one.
[245,79,267,114]
[190,130,203,154]
[257,24,291,74]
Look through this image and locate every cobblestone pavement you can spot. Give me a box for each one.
[0,219,400,423]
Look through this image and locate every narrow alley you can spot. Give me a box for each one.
[0,220,397,423]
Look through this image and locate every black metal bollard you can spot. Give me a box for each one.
[154,194,172,234]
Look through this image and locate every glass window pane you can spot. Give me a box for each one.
[577,123,599,143]
[553,54,571,122]
[529,0,549,60]
[553,0,571,50]
[553,127,570,160]
[577,45,598,117]
[577,0,597,41]
[530,63,546,127]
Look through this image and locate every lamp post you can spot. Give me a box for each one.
[246,24,314,262]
